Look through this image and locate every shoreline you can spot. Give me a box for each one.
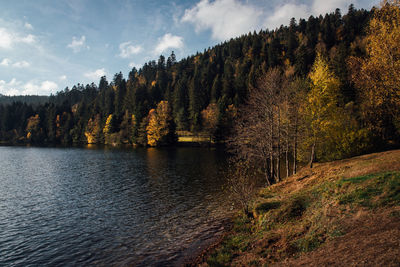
[178,217,233,267]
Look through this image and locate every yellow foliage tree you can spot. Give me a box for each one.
[84,114,101,144]
[307,54,369,164]
[349,0,400,138]
[306,54,341,166]
[103,114,114,144]
[103,114,113,135]
[26,114,41,141]
[201,103,219,141]
[146,100,176,146]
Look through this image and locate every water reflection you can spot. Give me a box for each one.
[0,146,229,266]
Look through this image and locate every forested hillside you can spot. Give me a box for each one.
[0,94,49,106]
[0,4,398,157]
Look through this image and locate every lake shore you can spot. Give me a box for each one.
[177,217,233,266]
[194,150,400,266]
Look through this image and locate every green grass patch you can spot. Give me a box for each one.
[248,259,260,266]
[207,164,400,266]
[278,194,310,222]
[294,233,322,253]
[207,233,250,266]
[338,187,382,206]
[337,171,400,208]
[340,175,376,184]
[232,215,253,233]
[255,201,281,215]
[389,210,400,218]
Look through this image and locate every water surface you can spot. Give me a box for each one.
[0,146,230,266]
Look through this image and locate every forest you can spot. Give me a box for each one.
[1,3,399,172]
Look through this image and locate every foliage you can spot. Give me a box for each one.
[26,114,41,142]
[103,114,113,144]
[304,54,370,163]
[146,100,176,146]
[349,0,400,141]
[201,103,219,140]
[1,5,394,158]
[84,114,102,144]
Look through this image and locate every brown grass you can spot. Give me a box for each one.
[201,149,400,267]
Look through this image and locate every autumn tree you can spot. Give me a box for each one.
[26,114,41,143]
[306,54,341,167]
[289,78,309,174]
[349,0,400,141]
[146,100,176,146]
[229,68,288,185]
[103,114,113,144]
[306,54,369,165]
[85,114,102,144]
[201,103,219,141]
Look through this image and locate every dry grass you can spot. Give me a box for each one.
[203,149,400,267]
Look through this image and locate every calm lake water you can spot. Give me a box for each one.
[0,146,231,266]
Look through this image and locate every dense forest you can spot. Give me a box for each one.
[0,94,49,106]
[1,3,399,168]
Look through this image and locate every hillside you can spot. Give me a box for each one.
[201,150,400,266]
[0,5,373,146]
[0,94,49,106]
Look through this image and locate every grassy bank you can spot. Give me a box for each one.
[202,150,400,266]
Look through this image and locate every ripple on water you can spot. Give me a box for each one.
[0,146,230,266]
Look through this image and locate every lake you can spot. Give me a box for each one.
[0,146,231,266]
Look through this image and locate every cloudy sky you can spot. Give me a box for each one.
[0,0,379,95]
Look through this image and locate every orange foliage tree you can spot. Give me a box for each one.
[146,101,176,146]
[26,114,41,141]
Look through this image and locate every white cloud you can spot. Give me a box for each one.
[0,58,30,68]
[0,28,37,49]
[12,60,30,68]
[154,33,184,55]
[67,35,89,53]
[40,81,58,92]
[23,80,58,95]
[84,68,106,81]
[59,75,67,81]
[129,61,141,69]
[182,0,262,41]
[312,0,354,15]
[0,78,58,95]
[265,3,310,30]
[0,28,14,49]
[182,0,373,40]
[119,42,142,58]
[24,22,33,30]
[0,58,11,66]
[21,34,36,44]
[264,0,356,30]
[0,78,21,95]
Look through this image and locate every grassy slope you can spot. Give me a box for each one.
[203,150,400,266]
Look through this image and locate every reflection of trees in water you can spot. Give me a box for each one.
[143,147,229,217]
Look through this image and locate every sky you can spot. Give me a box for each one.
[0,0,379,96]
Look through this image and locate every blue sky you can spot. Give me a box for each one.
[0,0,379,95]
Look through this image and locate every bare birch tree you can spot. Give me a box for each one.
[228,68,308,185]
